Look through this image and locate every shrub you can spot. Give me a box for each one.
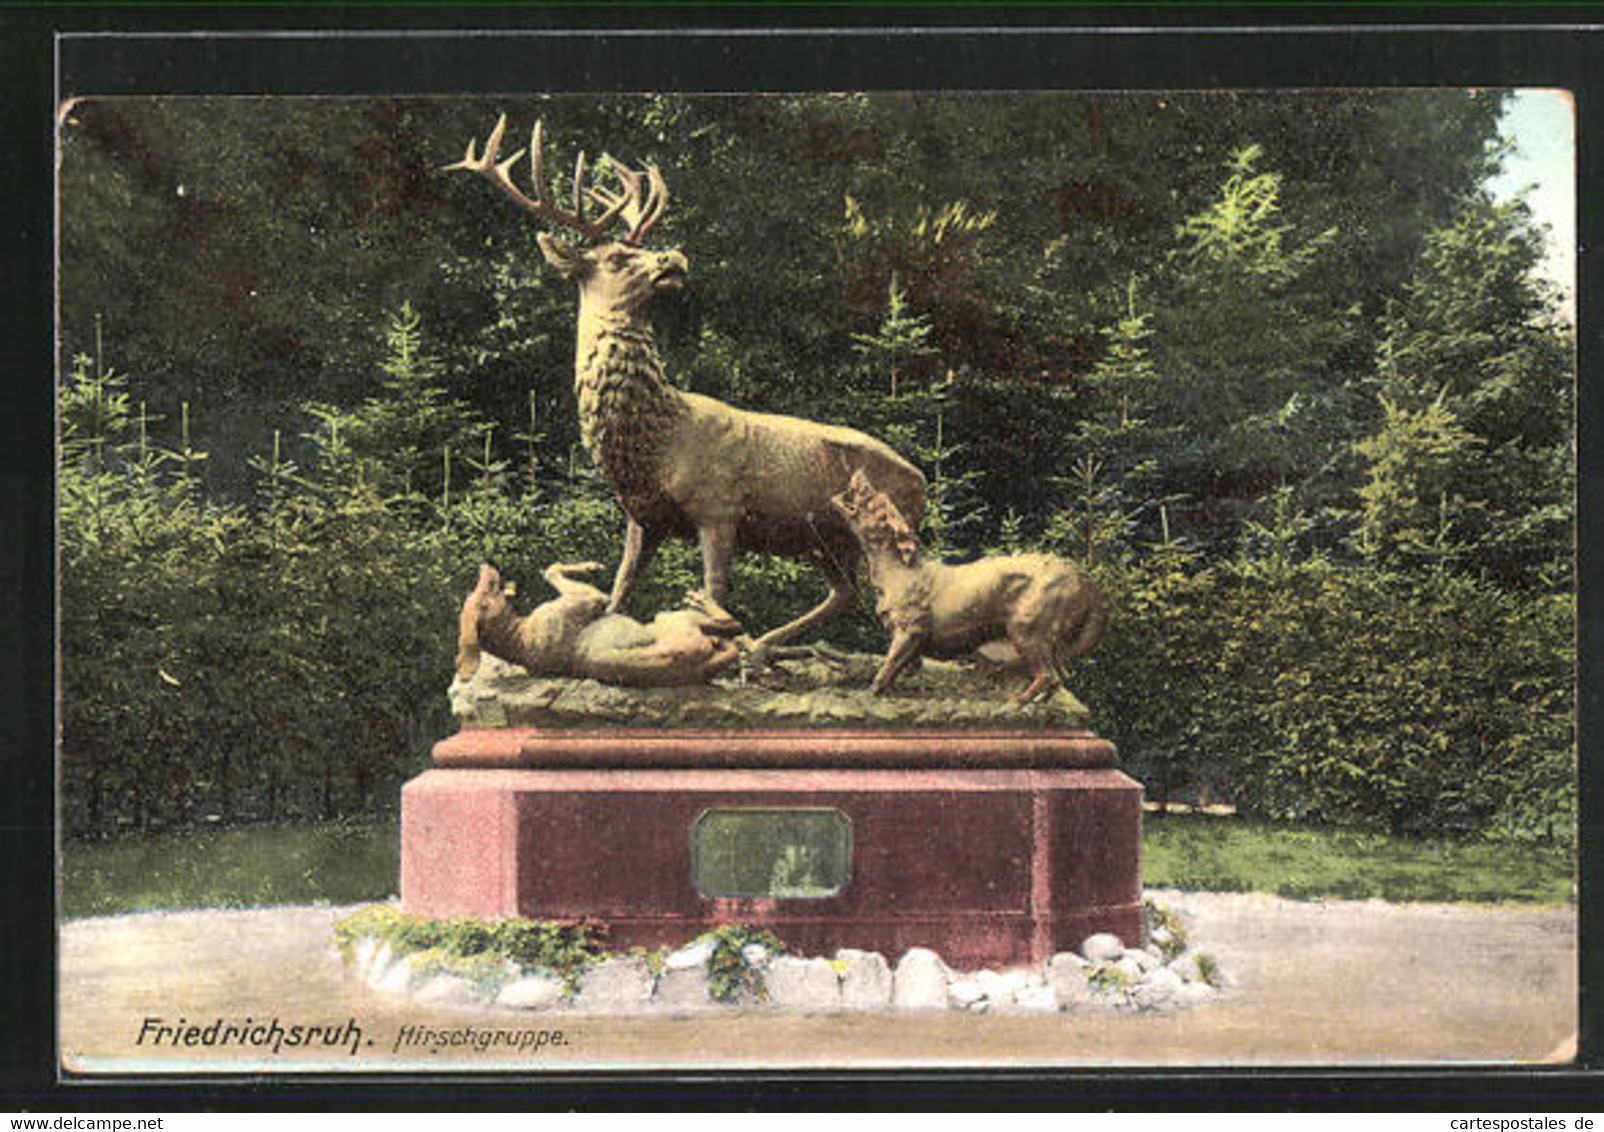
[1077,544,1575,844]
[333,906,788,999]
[332,905,607,986]
[697,924,787,1003]
[1142,898,1189,963]
[58,310,1574,850]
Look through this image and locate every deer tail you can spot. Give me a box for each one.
[1053,586,1108,682]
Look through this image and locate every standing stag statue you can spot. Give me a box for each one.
[447,116,928,658]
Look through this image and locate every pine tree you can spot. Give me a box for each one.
[1152,144,1349,543]
[339,301,489,508]
[845,275,989,551]
[1356,197,1573,587]
[1050,279,1177,566]
[850,272,937,400]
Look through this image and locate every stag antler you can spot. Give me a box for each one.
[444,115,666,245]
[589,154,669,245]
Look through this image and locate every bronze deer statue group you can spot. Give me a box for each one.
[447,116,927,659]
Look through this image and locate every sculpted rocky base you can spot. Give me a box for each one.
[449,649,1093,731]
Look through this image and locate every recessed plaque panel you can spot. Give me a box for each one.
[692,807,851,899]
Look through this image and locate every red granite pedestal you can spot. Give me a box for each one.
[401,729,1143,969]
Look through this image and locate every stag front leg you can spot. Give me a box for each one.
[607,518,660,615]
[681,588,742,636]
[697,520,737,604]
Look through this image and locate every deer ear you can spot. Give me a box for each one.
[538,232,586,276]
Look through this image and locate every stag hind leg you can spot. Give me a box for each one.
[871,629,925,695]
[748,557,856,662]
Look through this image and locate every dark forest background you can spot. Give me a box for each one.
[57,92,1575,844]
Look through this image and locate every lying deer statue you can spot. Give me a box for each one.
[455,562,742,687]
[830,470,1108,704]
[447,117,927,658]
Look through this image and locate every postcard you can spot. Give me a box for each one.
[51,28,1580,1078]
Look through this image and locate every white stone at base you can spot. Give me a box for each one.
[350,928,1227,1016]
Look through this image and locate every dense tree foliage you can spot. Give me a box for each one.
[57,92,1574,844]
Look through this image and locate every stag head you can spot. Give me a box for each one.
[447,115,687,316]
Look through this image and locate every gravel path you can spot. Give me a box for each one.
[59,890,1575,1071]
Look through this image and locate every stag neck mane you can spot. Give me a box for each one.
[573,310,682,408]
[572,301,687,493]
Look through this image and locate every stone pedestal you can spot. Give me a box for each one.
[401,728,1143,969]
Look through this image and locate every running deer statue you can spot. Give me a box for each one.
[831,470,1107,704]
[447,116,927,657]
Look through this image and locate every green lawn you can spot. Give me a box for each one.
[58,814,1575,919]
[61,820,399,919]
[1143,813,1574,904]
